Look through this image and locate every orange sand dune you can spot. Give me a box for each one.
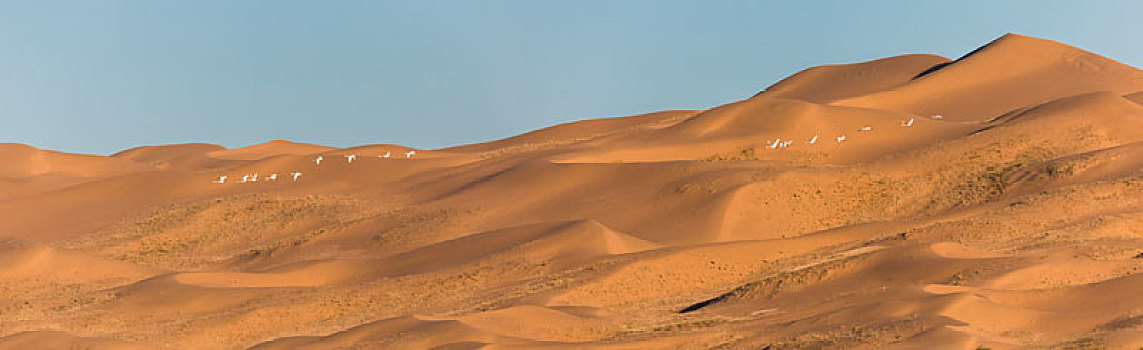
[0,143,155,199]
[207,140,336,160]
[833,33,1143,122]
[113,142,225,162]
[443,110,698,154]
[0,331,151,350]
[761,54,952,103]
[112,143,236,170]
[0,143,149,178]
[3,34,1143,349]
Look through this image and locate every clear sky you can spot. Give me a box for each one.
[1,1,1141,155]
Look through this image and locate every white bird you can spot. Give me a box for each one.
[781,140,793,148]
[405,150,416,158]
[901,118,914,127]
[858,126,873,132]
[837,135,847,143]
[213,175,227,184]
[931,114,943,120]
[250,173,259,182]
[240,175,250,183]
[768,138,782,149]
[266,174,278,181]
[807,135,818,144]
[291,172,302,181]
[346,154,357,164]
[315,156,324,165]
[382,151,391,159]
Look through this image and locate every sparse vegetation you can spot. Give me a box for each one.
[66,194,385,269]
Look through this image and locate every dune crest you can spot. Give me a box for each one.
[207,140,337,160]
[761,54,952,103]
[833,33,1143,121]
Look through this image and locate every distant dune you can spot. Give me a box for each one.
[3,34,1143,349]
[832,34,1143,121]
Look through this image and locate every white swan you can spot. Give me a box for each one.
[768,138,781,149]
[315,156,323,165]
[405,150,416,158]
[382,151,391,158]
[901,118,914,127]
[858,126,872,132]
[266,174,278,181]
[836,135,847,143]
[213,176,227,184]
[346,154,357,164]
[291,172,302,181]
[807,135,818,144]
[931,114,943,120]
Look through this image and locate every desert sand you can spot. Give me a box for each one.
[2,33,1143,349]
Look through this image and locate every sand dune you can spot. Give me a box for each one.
[762,54,952,103]
[3,34,1143,349]
[206,140,336,160]
[112,143,250,171]
[249,315,526,349]
[833,33,1143,121]
[113,142,226,158]
[0,143,149,178]
[443,110,697,154]
[0,143,156,199]
[0,331,151,350]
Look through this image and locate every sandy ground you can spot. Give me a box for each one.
[3,34,1143,349]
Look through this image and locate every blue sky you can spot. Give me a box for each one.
[1,1,1140,154]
